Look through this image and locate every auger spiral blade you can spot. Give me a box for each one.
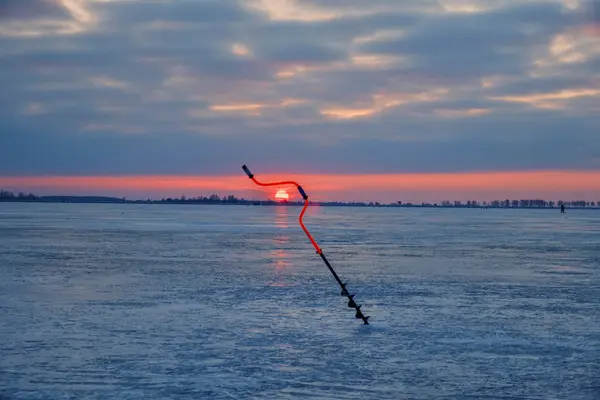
[347,294,357,308]
[340,282,349,296]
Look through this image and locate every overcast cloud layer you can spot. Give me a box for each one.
[1,0,599,176]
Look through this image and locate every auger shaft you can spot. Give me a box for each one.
[242,164,370,325]
[319,250,370,324]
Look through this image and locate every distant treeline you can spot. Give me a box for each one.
[0,190,38,200]
[1,190,598,209]
[0,190,126,204]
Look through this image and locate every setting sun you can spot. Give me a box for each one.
[274,189,289,201]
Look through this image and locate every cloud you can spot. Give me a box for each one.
[358,2,577,79]
[108,0,261,25]
[0,0,69,20]
[0,0,96,37]
[0,0,599,198]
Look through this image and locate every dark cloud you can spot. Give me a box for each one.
[488,76,598,97]
[249,11,419,42]
[399,98,511,114]
[256,42,347,63]
[106,0,263,25]
[2,110,598,176]
[0,0,598,180]
[581,0,600,21]
[359,2,576,78]
[0,0,69,20]
[299,0,441,13]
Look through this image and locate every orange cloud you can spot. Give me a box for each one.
[320,90,447,120]
[1,171,600,202]
[490,88,600,110]
[248,0,343,22]
[208,98,306,116]
[90,76,129,90]
[59,0,95,24]
[231,43,251,56]
[434,108,491,118]
[492,89,600,103]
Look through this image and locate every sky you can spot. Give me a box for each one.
[1,0,599,203]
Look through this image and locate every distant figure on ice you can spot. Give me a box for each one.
[561,204,565,213]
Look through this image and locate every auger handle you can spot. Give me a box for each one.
[242,164,307,200]
[242,165,254,178]
[297,185,308,200]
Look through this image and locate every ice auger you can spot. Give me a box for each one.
[242,165,370,325]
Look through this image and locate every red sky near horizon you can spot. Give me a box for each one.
[2,1,600,192]
[2,170,599,203]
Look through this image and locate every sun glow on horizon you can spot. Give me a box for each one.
[274,189,290,201]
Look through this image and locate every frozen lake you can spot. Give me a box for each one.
[1,203,598,399]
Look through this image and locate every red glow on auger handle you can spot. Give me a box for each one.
[242,165,371,325]
[241,165,320,253]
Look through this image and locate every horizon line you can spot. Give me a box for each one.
[1,189,599,205]
[1,169,600,203]
[1,192,597,208]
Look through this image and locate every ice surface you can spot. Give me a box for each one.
[0,203,599,399]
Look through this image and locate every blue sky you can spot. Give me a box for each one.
[1,0,599,201]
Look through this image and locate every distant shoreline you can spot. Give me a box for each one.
[1,196,598,210]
